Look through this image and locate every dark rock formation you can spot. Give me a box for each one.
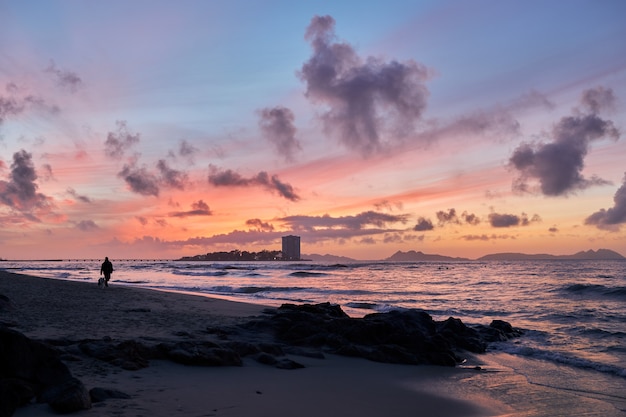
[39,377,91,414]
[244,302,523,366]
[89,387,131,403]
[79,338,152,370]
[0,327,91,416]
[158,341,242,366]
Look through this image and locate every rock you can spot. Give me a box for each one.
[160,341,242,366]
[275,359,305,370]
[0,379,34,417]
[79,338,152,370]
[245,303,522,367]
[89,387,131,403]
[254,353,278,365]
[0,327,91,416]
[40,377,91,413]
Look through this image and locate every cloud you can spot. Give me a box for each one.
[66,187,92,203]
[258,106,301,162]
[510,87,620,196]
[436,208,460,226]
[118,164,160,197]
[461,234,516,241]
[585,173,626,231]
[208,165,300,201]
[0,95,24,124]
[414,217,434,231]
[178,140,198,163]
[580,86,616,114]
[0,149,52,212]
[488,212,541,228]
[76,220,98,231]
[299,15,431,156]
[246,218,275,231]
[462,211,481,225]
[279,210,409,231]
[157,159,189,190]
[169,200,212,218]
[1,82,61,125]
[45,60,83,93]
[104,121,141,159]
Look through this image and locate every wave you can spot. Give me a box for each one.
[171,269,229,277]
[289,271,328,277]
[563,283,626,300]
[491,343,626,379]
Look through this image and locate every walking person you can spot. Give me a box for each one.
[100,257,114,287]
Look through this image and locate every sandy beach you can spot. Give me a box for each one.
[0,270,507,417]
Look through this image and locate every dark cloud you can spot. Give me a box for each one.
[118,164,160,197]
[0,150,52,212]
[279,210,408,231]
[246,218,275,231]
[136,216,148,226]
[436,208,459,226]
[0,96,24,124]
[179,140,199,163]
[258,106,301,162]
[208,165,300,201]
[45,60,83,93]
[548,226,558,233]
[462,211,481,225]
[414,217,434,231]
[489,212,540,228]
[76,220,98,231]
[585,173,626,231]
[169,200,212,218]
[580,86,616,114]
[510,87,620,196]
[104,121,141,159]
[299,15,431,156]
[157,159,189,190]
[66,187,92,203]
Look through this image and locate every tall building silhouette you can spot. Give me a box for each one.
[281,235,301,260]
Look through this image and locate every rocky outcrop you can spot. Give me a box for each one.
[244,303,523,366]
[0,327,91,416]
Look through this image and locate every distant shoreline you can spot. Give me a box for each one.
[1,249,625,263]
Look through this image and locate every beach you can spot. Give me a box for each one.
[0,270,499,417]
[2,269,625,417]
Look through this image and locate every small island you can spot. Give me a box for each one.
[178,250,284,262]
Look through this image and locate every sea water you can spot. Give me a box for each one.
[2,259,625,415]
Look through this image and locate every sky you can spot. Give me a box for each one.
[1,0,626,260]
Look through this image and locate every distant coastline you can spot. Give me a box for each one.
[174,248,624,262]
[1,248,623,263]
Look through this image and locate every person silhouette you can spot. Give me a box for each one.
[100,257,114,287]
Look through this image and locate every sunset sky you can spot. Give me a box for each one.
[1,0,625,260]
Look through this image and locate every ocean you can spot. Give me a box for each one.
[1,259,625,415]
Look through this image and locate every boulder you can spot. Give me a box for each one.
[40,377,91,413]
[89,387,131,403]
[0,327,90,415]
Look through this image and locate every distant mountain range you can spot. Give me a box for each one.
[476,249,625,261]
[304,248,625,262]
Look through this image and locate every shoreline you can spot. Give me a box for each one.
[1,270,500,417]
